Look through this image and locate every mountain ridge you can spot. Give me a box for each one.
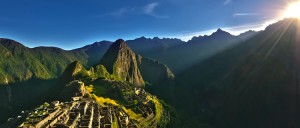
[0,28,255,84]
[158,18,300,128]
[1,18,299,128]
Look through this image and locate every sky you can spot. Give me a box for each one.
[0,0,293,50]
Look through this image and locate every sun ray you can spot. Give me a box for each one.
[284,1,300,19]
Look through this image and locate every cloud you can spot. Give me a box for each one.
[233,13,260,17]
[224,0,232,5]
[144,3,159,14]
[143,2,168,19]
[105,2,168,19]
[109,7,136,18]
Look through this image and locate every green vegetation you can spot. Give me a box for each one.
[81,68,171,127]
[93,65,111,78]
[0,37,178,127]
[100,39,145,86]
[0,39,113,85]
[112,115,120,128]
[74,70,91,84]
[3,18,300,128]
[0,39,88,84]
[90,92,168,128]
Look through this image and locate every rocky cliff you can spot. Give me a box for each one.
[100,39,145,87]
[59,39,175,87]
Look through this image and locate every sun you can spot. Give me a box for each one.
[284,1,300,19]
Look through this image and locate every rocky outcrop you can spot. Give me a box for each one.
[58,61,85,86]
[100,39,145,87]
[59,39,175,88]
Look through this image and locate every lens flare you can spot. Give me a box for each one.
[284,1,300,19]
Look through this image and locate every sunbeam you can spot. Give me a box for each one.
[284,1,300,19]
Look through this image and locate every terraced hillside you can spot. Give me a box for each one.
[1,39,178,128]
[2,79,173,128]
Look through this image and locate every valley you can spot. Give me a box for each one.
[0,39,177,128]
[1,17,300,128]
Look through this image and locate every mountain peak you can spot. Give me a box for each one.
[58,61,85,86]
[205,28,234,39]
[63,61,83,76]
[189,28,236,43]
[110,39,129,50]
[115,38,125,43]
[212,28,231,36]
[100,39,145,86]
[216,28,225,32]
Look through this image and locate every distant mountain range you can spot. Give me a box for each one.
[155,18,300,128]
[0,28,255,84]
[2,18,299,128]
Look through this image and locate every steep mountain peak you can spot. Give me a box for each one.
[216,28,225,32]
[58,61,85,85]
[102,39,133,59]
[211,28,232,37]
[98,39,131,55]
[66,61,83,76]
[100,39,145,86]
[112,39,128,49]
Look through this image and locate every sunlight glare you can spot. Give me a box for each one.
[284,1,300,19]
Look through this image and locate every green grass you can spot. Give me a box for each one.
[93,84,113,97]
[112,115,120,128]
[85,83,168,128]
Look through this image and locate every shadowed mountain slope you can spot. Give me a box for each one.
[71,41,112,67]
[126,29,250,73]
[167,18,300,128]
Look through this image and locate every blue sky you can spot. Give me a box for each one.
[0,0,291,49]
